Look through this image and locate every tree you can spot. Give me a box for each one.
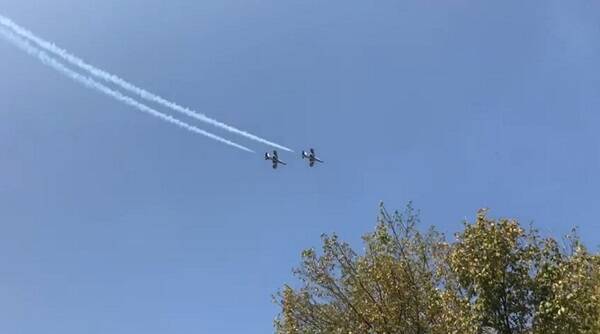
[532,234,600,333]
[274,204,600,334]
[275,203,444,334]
[447,212,539,333]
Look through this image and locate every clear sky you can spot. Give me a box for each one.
[0,1,598,333]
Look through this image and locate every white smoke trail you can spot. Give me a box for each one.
[0,27,254,153]
[0,14,293,153]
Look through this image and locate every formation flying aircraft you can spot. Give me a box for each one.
[265,150,287,169]
[302,148,324,167]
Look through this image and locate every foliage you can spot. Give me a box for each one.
[532,235,600,334]
[274,204,600,334]
[447,212,539,333]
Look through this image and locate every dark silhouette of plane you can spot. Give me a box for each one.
[301,148,324,167]
[265,150,286,169]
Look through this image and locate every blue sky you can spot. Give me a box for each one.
[0,1,599,333]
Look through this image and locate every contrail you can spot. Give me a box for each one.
[0,14,293,153]
[0,27,254,153]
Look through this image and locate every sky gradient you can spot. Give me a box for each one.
[0,1,599,333]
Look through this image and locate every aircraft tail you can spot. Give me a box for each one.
[302,151,307,159]
[264,152,270,160]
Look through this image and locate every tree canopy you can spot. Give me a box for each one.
[274,204,600,334]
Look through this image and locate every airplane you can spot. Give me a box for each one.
[301,148,324,167]
[265,150,287,169]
